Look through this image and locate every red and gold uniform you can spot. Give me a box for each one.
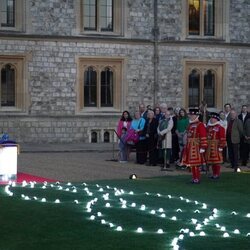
[206,115,226,178]
[182,110,207,183]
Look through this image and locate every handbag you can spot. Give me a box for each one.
[124,129,139,145]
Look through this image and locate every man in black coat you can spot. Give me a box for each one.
[238,105,250,166]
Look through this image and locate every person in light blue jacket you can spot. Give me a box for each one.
[131,111,146,164]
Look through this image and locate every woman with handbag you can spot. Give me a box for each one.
[117,110,132,138]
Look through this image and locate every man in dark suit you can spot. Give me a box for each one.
[226,109,244,172]
[238,105,250,166]
[224,103,232,122]
[243,116,250,167]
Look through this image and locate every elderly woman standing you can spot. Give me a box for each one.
[131,111,146,164]
[157,110,173,170]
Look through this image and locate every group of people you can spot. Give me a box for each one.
[116,102,250,184]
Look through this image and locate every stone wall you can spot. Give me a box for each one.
[229,0,250,43]
[28,0,76,35]
[0,116,119,143]
[24,0,250,43]
[0,0,249,143]
[158,44,250,108]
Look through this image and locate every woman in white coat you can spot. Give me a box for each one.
[157,110,173,170]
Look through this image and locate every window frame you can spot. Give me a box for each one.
[0,55,27,113]
[76,57,124,114]
[183,60,225,110]
[183,0,227,40]
[77,0,123,36]
[0,0,25,32]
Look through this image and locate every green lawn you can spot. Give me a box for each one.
[0,172,250,250]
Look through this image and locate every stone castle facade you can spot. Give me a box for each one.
[0,0,249,143]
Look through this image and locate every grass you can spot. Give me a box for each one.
[0,172,250,250]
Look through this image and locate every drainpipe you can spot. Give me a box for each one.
[153,0,159,106]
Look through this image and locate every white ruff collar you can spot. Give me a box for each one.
[189,116,199,124]
[208,120,220,126]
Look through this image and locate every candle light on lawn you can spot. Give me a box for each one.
[233,229,240,234]
[90,215,95,220]
[131,203,136,207]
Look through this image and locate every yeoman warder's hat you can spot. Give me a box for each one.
[188,108,200,115]
[209,112,220,121]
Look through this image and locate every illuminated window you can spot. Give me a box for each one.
[185,61,224,109]
[186,0,226,39]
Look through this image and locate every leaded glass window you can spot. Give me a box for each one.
[204,70,215,107]
[83,0,97,31]
[101,67,113,107]
[84,67,97,107]
[100,0,113,31]
[188,69,200,107]
[1,64,15,107]
[0,0,15,27]
[83,0,113,32]
[188,0,215,37]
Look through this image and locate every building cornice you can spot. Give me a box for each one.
[0,33,249,48]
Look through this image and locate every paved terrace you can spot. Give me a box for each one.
[17,143,243,182]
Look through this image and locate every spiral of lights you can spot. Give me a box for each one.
[2,181,250,249]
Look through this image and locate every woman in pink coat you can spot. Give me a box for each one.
[117,110,132,138]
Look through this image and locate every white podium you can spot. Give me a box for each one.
[0,144,18,181]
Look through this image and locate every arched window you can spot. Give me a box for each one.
[103,131,110,142]
[1,64,15,107]
[188,69,200,107]
[203,70,215,107]
[91,131,98,143]
[185,62,224,110]
[84,67,97,107]
[77,58,122,112]
[101,67,113,107]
